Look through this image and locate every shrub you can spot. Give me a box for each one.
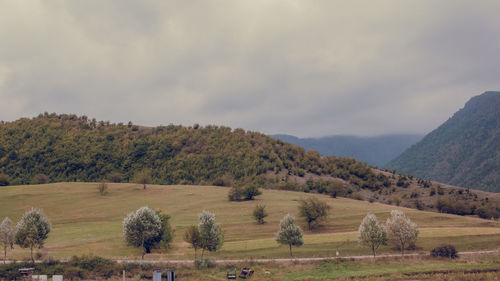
[431,244,458,258]
[390,195,401,206]
[107,172,123,183]
[298,197,330,230]
[253,204,268,224]
[228,184,262,201]
[242,184,262,200]
[429,188,436,196]
[32,174,49,184]
[194,258,216,269]
[0,174,9,186]
[476,204,500,220]
[97,182,108,195]
[228,187,244,201]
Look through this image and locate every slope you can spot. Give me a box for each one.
[0,183,499,260]
[387,91,500,192]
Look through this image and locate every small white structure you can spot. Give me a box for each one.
[52,275,63,281]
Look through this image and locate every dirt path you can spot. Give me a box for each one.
[3,249,497,265]
[115,249,500,265]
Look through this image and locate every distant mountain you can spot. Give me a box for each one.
[387,91,500,192]
[271,134,423,167]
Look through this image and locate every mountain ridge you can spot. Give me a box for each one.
[271,134,423,167]
[386,91,500,192]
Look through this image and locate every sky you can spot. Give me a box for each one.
[1,1,499,137]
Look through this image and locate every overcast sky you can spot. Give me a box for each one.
[1,1,499,137]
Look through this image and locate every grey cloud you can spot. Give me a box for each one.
[1,1,500,137]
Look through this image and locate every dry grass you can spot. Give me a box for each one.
[0,183,498,260]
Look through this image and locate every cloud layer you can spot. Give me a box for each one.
[1,1,499,137]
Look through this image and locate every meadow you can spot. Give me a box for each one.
[0,183,499,261]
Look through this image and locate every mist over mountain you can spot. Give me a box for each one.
[271,134,423,167]
[387,91,500,192]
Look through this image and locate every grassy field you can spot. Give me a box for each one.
[0,183,499,260]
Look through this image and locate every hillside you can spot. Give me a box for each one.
[0,183,499,260]
[387,91,500,193]
[0,113,498,218]
[271,134,423,167]
[0,113,388,190]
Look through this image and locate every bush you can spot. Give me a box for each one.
[299,197,330,230]
[228,184,262,201]
[0,174,9,186]
[476,204,500,220]
[390,195,401,206]
[431,244,458,258]
[97,182,108,195]
[228,187,244,201]
[253,204,268,224]
[107,172,123,183]
[194,258,216,269]
[32,174,49,184]
[242,184,262,200]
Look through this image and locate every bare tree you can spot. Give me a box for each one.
[134,169,152,190]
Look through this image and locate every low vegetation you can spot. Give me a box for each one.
[431,244,458,259]
[252,204,268,224]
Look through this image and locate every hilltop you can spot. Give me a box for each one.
[387,91,500,193]
[271,134,423,167]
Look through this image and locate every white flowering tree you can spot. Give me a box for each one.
[276,214,303,257]
[386,210,419,256]
[15,209,51,263]
[0,217,16,264]
[358,213,387,257]
[123,206,162,259]
[198,210,224,259]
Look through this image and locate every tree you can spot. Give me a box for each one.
[134,169,152,190]
[228,184,262,201]
[0,217,15,264]
[154,210,174,249]
[31,174,49,184]
[358,213,387,257]
[198,210,224,259]
[298,197,330,230]
[0,174,9,186]
[386,210,419,256]
[97,181,108,195]
[276,214,303,257]
[183,225,201,260]
[15,209,51,263]
[253,204,268,224]
[243,184,261,200]
[122,206,162,259]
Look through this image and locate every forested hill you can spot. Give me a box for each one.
[0,113,384,189]
[1,113,498,218]
[387,91,500,193]
[271,134,422,167]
